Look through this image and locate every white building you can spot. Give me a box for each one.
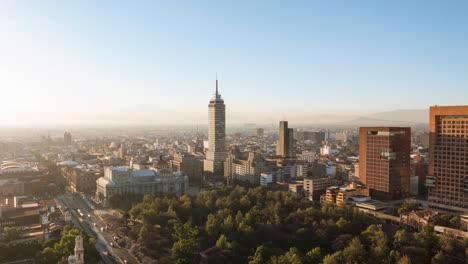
[96,166,188,206]
[260,173,274,187]
[320,145,338,156]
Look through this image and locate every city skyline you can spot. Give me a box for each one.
[1,1,468,126]
[1,2,468,263]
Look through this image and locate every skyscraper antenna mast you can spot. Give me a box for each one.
[216,72,218,96]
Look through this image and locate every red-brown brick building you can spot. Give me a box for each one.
[359,127,411,200]
[427,105,468,210]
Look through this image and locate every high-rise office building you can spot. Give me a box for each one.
[64,132,72,145]
[276,121,294,157]
[359,127,411,200]
[427,106,468,209]
[118,144,126,159]
[203,78,226,178]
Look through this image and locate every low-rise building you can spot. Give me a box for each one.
[0,179,25,197]
[62,165,101,194]
[324,183,369,206]
[260,173,275,187]
[400,210,440,230]
[304,176,332,201]
[96,166,188,206]
[170,153,203,185]
[224,152,269,185]
[288,181,304,194]
[0,161,53,198]
[298,150,315,163]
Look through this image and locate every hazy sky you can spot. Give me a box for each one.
[1,1,468,125]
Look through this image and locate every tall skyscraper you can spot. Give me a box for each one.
[64,132,72,145]
[276,121,294,157]
[427,105,468,209]
[359,127,411,200]
[203,78,226,178]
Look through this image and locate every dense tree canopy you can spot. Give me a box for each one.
[0,226,100,264]
[124,186,468,263]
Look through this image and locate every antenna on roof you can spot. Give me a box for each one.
[216,72,218,96]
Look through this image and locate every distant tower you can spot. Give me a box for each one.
[276,121,293,157]
[203,77,226,178]
[118,144,126,159]
[74,235,84,264]
[64,132,72,145]
[257,128,264,137]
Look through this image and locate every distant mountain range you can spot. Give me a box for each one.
[342,109,429,127]
[0,109,430,127]
[367,109,429,123]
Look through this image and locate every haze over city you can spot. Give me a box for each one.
[1,2,468,264]
[1,1,468,126]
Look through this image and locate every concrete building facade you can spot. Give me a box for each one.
[276,121,294,157]
[224,152,269,185]
[304,176,332,201]
[96,166,188,206]
[204,79,226,178]
[171,153,203,185]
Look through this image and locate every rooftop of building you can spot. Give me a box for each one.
[0,161,39,174]
[58,160,79,167]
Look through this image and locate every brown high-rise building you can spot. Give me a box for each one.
[276,121,294,157]
[427,105,468,209]
[411,155,428,195]
[359,127,411,200]
[277,121,289,157]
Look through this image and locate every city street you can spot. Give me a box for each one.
[56,193,139,264]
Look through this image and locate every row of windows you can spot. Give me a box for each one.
[441,120,468,124]
[434,153,468,157]
[436,138,468,143]
[439,125,468,128]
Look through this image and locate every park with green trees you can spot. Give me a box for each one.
[0,226,100,263]
[115,186,468,263]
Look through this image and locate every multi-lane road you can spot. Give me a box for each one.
[56,193,139,264]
